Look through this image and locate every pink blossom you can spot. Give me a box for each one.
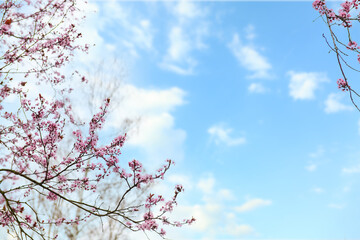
[47,192,58,201]
[25,215,32,223]
[337,78,350,91]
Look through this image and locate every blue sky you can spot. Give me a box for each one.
[71,1,360,239]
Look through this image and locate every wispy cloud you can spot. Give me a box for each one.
[309,146,325,158]
[328,203,345,209]
[235,198,272,213]
[288,71,329,100]
[343,186,351,192]
[305,163,317,172]
[228,33,272,79]
[208,124,246,146]
[160,26,198,75]
[114,85,187,166]
[98,1,155,59]
[342,164,360,174]
[172,0,205,20]
[226,224,254,237]
[197,174,216,195]
[324,93,353,113]
[248,82,268,94]
[245,24,256,41]
[305,147,324,172]
[195,174,235,202]
[160,1,208,75]
[312,187,325,194]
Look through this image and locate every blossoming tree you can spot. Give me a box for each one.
[0,1,194,239]
[313,0,360,111]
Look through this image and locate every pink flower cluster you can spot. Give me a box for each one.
[337,78,350,91]
[313,0,359,27]
[0,0,87,84]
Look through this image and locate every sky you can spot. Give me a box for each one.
[64,0,360,239]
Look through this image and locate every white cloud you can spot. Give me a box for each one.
[127,114,186,163]
[305,163,317,172]
[235,198,272,213]
[111,85,185,115]
[248,83,267,94]
[218,189,235,201]
[309,146,325,158]
[195,174,235,202]
[342,164,360,174]
[312,187,325,194]
[288,71,329,100]
[328,203,345,209]
[343,186,351,192]
[184,203,221,232]
[228,33,272,79]
[110,85,187,166]
[208,124,246,146]
[160,26,198,75]
[160,1,208,75]
[245,24,256,40]
[197,175,215,195]
[324,93,353,113]
[101,1,154,54]
[167,27,191,62]
[305,147,324,172]
[160,62,196,75]
[226,224,254,237]
[173,0,205,20]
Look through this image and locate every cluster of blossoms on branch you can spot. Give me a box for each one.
[0,0,194,239]
[313,0,360,110]
[0,0,88,83]
[337,78,350,91]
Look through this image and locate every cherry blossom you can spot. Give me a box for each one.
[0,1,193,239]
